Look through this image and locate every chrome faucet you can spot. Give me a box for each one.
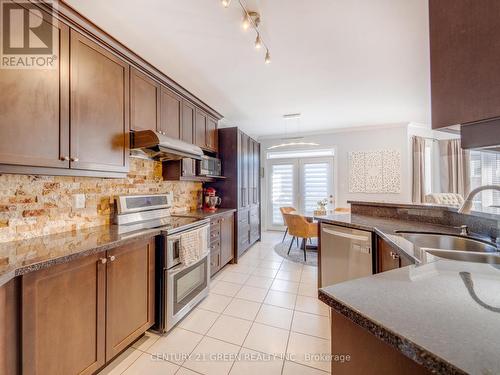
[458,185,500,214]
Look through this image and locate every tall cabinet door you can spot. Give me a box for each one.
[252,141,261,205]
[238,132,250,209]
[22,254,106,375]
[0,8,69,168]
[106,238,155,360]
[70,30,130,173]
[130,68,160,132]
[160,87,182,139]
[181,101,195,144]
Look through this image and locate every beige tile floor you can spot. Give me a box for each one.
[98,231,331,375]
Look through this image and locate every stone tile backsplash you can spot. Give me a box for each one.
[0,158,202,243]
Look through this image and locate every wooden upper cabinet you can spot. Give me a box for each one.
[130,68,159,132]
[160,87,182,139]
[206,116,218,152]
[0,7,69,169]
[70,30,129,173]
[106,238,155,360]
[430,0,500,128]
[181,100,195,144]
[22,253,106,375]
[195,109,207,149]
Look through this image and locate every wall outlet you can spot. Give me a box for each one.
[73,194,86,209]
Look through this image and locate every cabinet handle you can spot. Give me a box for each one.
[100,258,107,264]
[390,251,399,260]
[108,255,116,262]
[60,156,70,161]
[70,157,79,162]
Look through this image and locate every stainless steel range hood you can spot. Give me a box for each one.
[130,130,204,160]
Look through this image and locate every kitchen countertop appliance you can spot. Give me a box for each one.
[114,193,210,333]
[203,187,222,211]
[320,222,373,287]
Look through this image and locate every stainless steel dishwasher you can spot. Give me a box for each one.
[320,223,373,287]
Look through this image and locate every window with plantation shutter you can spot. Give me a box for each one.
[302,162,330,213]
[270,163,295,225]
[470,151,500,207]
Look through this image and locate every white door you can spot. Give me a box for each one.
[268,161,299,229]
[267,157,334,230]
[299,158,334,215]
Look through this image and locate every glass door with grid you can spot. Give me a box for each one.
[267,156,334,230]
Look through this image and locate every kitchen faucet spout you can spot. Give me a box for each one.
[458,185,500,214]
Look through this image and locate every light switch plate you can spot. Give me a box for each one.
[73,194,86,209]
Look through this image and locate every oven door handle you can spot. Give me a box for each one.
[167,253,209,277]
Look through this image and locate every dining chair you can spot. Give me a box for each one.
[279,206,296,243]
[283,213,318,261]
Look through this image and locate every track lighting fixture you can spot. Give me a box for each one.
[221,0,271,64]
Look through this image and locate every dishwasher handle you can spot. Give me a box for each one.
[322,227,370,242]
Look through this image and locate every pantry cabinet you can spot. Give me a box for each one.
[22,238,155,374]
[210,128,261,259]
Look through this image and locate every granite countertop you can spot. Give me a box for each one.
[316,213,500,374]
[0,225,161,287]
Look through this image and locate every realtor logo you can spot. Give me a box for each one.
[0,0,57,69]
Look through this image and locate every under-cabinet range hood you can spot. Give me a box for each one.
[130,130,204,160]
[461,119,500,153]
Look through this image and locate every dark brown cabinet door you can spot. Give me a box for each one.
[252,141,260,205]
[70,30,129,173]
[220,213,234,266]
[0,279,20,375]
[206,117,218,151]
[22,254,106,375]
[0,8,69,169]
[195,109,207,149]
[377,238,400,273]
[430,0,500,128]
[160,87,182,139]
[238,132,250,209]
[106,238,155,360]
[130,68,159,132]
[181,101,195,144]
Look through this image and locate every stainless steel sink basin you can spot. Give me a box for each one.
[395,231,500,265]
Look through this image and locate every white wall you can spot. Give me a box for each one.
[259,124,413,230]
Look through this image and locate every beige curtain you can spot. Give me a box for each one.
[411,136,426,203]
[439,139,471,197]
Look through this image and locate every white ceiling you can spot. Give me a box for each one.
[64,0,431,138]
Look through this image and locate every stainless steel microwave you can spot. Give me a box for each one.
[197,156,222,177]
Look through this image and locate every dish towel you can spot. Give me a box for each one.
[179,227,208,266]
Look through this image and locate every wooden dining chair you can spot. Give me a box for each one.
[283,213,318,261]
[279,207,296,243]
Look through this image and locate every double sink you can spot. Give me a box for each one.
[396,231,500,265]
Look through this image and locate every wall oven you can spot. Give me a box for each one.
[156,221,210,333]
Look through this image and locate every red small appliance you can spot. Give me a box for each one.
[204,187,222,211]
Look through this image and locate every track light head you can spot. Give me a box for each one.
[265,50,271,64]
[255,34,262,49]
[242,14,251,30]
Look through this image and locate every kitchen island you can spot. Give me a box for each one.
[316,210,500,375]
